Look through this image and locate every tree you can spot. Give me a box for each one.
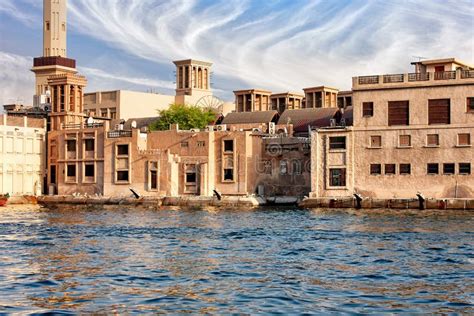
[149,104,218,131]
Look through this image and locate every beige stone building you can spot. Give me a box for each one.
[234,89,272,112]
[270,92,304,113]
[0,115,46,196]
[310,58,474,199]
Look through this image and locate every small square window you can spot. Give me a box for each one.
[427,163,439,175]
[370,135,382,148]
[459,163,471,175]
[67,164,76,177]
[426,134,439,147]
[362,102,374,117]
[399,135,411,147]
[224,140,234,152]
[329,168,346,187]
[458,133,471,146]
[400,164,411,175]
[385,164,396,175]
[117,170,129,181]
[370,164,382,175]
[467,97,474,112]
[329,136,346,150]
[186,172,197,183]
[117,144,129,155]
[85,164,95,177]
[443,163,455,175]
[197,141,205,147]
[66,139,76,152]
[223,168,234,181]
[181,141,189,148]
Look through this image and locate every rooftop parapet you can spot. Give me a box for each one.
[353,68,474,91]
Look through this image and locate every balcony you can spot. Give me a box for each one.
[461,70,474,79]
[408,72,430,81]
[358,75,379,85]
[33,56,76,69]
[383,74,404,83]
[108,130,132,138]
[434,71,456,80]
[62,123,104,130]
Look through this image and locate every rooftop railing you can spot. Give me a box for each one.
[434,71,456,80]
[33,56,76,68]
[461,70,474,79]
[358,75,379,85]
[383,74,404,83]
[62,123,103,130]
[108,130,132,138]
[408,72,430,81]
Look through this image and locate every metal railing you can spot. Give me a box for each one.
[434,71,456,80]
[108,130,132,138]
[358,75,379,85]
[383,74,404,83]
[461,70,474,79]
[408,72,430,81]
[62,123,103,130]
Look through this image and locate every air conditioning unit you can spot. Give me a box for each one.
[190,128,200,132]
[330,119,336,127]
[216,124,227,131]
[268,122,276,134]
[252,128,262,133]
[205,125,215,132]
[43,105,51,112]
[340,118,346,127]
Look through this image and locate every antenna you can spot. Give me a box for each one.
[412,56,428,62]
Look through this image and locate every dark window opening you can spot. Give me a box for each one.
[388,101,409,126]
[117,144,129,156]
[224,140,234,152]
[85,139,94,151]
[224,168,234,181]
[385,164,396,175]
[427,163,439,175]
[85,164,94,177]
[400,164,411,175]
[362,102,374,117]
[370,164,382,175]
[117,171,129,181]
[443,163,455,175]
[67,164,76,177]
[151,170,158,189]
[459,163,471,175]
[329,168,346,187]
[329,136,346,150]
[186,172,197,183]
[467,97,474,112]
[428,99,450,125]
[66,139,76,152]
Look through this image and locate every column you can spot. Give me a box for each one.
[321,92,325,108]
[251,94,255,112]
[242,94,246,112]
[313,93,316,108]
[181,66,185,90]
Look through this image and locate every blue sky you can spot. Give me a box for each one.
[1,0,473,106]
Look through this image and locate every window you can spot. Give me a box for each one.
[149,161,159,190]
[362,102,374,117]
[186,172,196,183]
[101,108,108,118]
[370,164,382,175]
[110,109,117,120]
[427,163,439,175]
[370,135,382,148]
[385,164,396,175]
[399,135,411,147]
[293,160,302,175]
[66,139,76,152]
[400,164,411,175]
[223,156,234,181]
[426,134,439,147]
[443,163,455,175]
[85,139,94,151]
[62,23,66,32]
[117,144,129,155]
[117,171,129,181]
[45,21,50,31]
[428,99,450,125]
[67,164,76,177]
[280,161,288,175]
[467,97,474,112]
[263,160,272,174]
[388,101,409,126]
[197,141,205,147]
[459,163,471,175]
[223,169,234,181]
[458,133,471,146]
[181,141,189,148]
[85,164,95,177]
[329,168,346,187]
[329,136,346,150]
[224,140,234,152]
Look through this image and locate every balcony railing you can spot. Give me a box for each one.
[461,70,474,79]
[408,72,430,81]
[358,75,379,85]
[108,130,132,138]
[62,123,103,130]
[33,56,76,68]
[434,71,456,80]
[383,74,404,83]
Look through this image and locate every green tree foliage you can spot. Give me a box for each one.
[149,104,218,131]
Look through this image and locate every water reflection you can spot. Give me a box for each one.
[0,207,472,314]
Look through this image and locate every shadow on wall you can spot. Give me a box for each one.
[442,185,473,199]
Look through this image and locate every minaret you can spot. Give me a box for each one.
[43,0,67,57]
[32,0,77,107]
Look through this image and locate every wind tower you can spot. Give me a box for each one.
[173,59,213,105]
[31,0,78,109]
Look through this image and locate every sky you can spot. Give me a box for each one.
[0,0,473,106]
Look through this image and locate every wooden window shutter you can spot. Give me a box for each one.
[388,101,409,126]
[428,99,450,125]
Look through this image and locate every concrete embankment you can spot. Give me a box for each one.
[300,197,474,210]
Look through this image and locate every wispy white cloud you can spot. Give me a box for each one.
[1,0,473,103]
[0,52,34,107]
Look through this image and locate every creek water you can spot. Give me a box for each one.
[0,207,473,314]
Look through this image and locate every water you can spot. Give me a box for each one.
[0,207,473,314]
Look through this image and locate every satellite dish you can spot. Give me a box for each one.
[131,120,137,129]
[87,116,94,125]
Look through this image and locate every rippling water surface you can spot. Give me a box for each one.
[0,207,473,314]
